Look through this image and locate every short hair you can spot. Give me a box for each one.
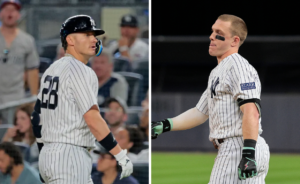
[218,14,248,46]
[0,142,23,165]
[104,96,128,114]
[90,47,113,64]
[61,37,68,51]
[125,125,144,154]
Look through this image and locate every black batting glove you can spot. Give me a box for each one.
[151,119,173,139]
[238,139,258,180]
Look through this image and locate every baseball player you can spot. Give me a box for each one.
[30,15,133,184]
[152,14,270,184]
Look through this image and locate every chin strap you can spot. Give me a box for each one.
[95,38,103,56]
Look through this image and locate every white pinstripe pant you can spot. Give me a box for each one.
[209,136,270,184]
[39,143,94,184]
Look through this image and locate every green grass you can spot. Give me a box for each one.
[151,152,300,184]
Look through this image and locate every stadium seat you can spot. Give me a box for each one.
[133,60,148,96]
[132,162,149,184]
[91,163,98,175]
[113,58,132,72]
[125,106,144,125]
[39,57,52,78]
[13,141,31,163]
[126,112,140,125]
[141,38,149,44]
[116,72,143,106]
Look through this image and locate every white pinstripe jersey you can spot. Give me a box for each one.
[196,53,263,141]
[38,55,98,147]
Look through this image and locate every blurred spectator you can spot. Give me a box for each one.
[1,104,39,163]
[139,25,148,39]
[91,48,128,107]
[139,108,148,142]
[136,147,148,163]
[104,97,128,135]
[92,146,139,184]
[0,0,39,122]
[139,92,149,142]
[115,125,144,162]
[141,89,148,110]
[107,14,148,67]
[0,142,41,184]
[55,42,65,60]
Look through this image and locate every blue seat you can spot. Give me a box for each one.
[113,58,132,72]
[132,162,149,184]
[116,72,143,106]
[13,141,31,163]
[133,60,148,98]
[39,57,52,77]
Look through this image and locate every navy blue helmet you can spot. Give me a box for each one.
[60,15,104,56]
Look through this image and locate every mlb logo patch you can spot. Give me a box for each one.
[240,82,256,90]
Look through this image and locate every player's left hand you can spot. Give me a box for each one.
[238,157,258,180]
[115,149,133,180]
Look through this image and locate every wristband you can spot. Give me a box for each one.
[99,132,118,151]
[242,139,256,159]
[161,118,173,133]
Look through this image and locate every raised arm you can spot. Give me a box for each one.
[152,107,208,139]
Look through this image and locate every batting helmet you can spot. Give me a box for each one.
[60,15,105,56]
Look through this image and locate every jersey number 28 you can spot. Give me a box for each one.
[41,75,59,110]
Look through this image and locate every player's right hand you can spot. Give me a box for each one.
[151,121,163,139]
[114,149,133,180]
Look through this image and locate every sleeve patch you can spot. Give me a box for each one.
[240,82,256,91]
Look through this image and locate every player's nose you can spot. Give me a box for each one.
[91,36,97,43]
[209,33,215,41]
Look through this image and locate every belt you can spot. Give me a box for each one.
[82,146,92,152]
[212,139,224,149]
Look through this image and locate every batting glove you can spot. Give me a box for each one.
[151,119,173,139]
[238,139,258,180]
[238,156,257,179]
[114,149,133,180]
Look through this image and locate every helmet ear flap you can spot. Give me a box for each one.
[95,38,103,56]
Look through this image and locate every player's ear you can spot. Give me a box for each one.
[66,35,75,47]
[231,36,240,47]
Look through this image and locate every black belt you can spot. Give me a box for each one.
[82,146,92,152]
[213,139,224,149]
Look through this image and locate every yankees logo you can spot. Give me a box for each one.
[210,77,219,98]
